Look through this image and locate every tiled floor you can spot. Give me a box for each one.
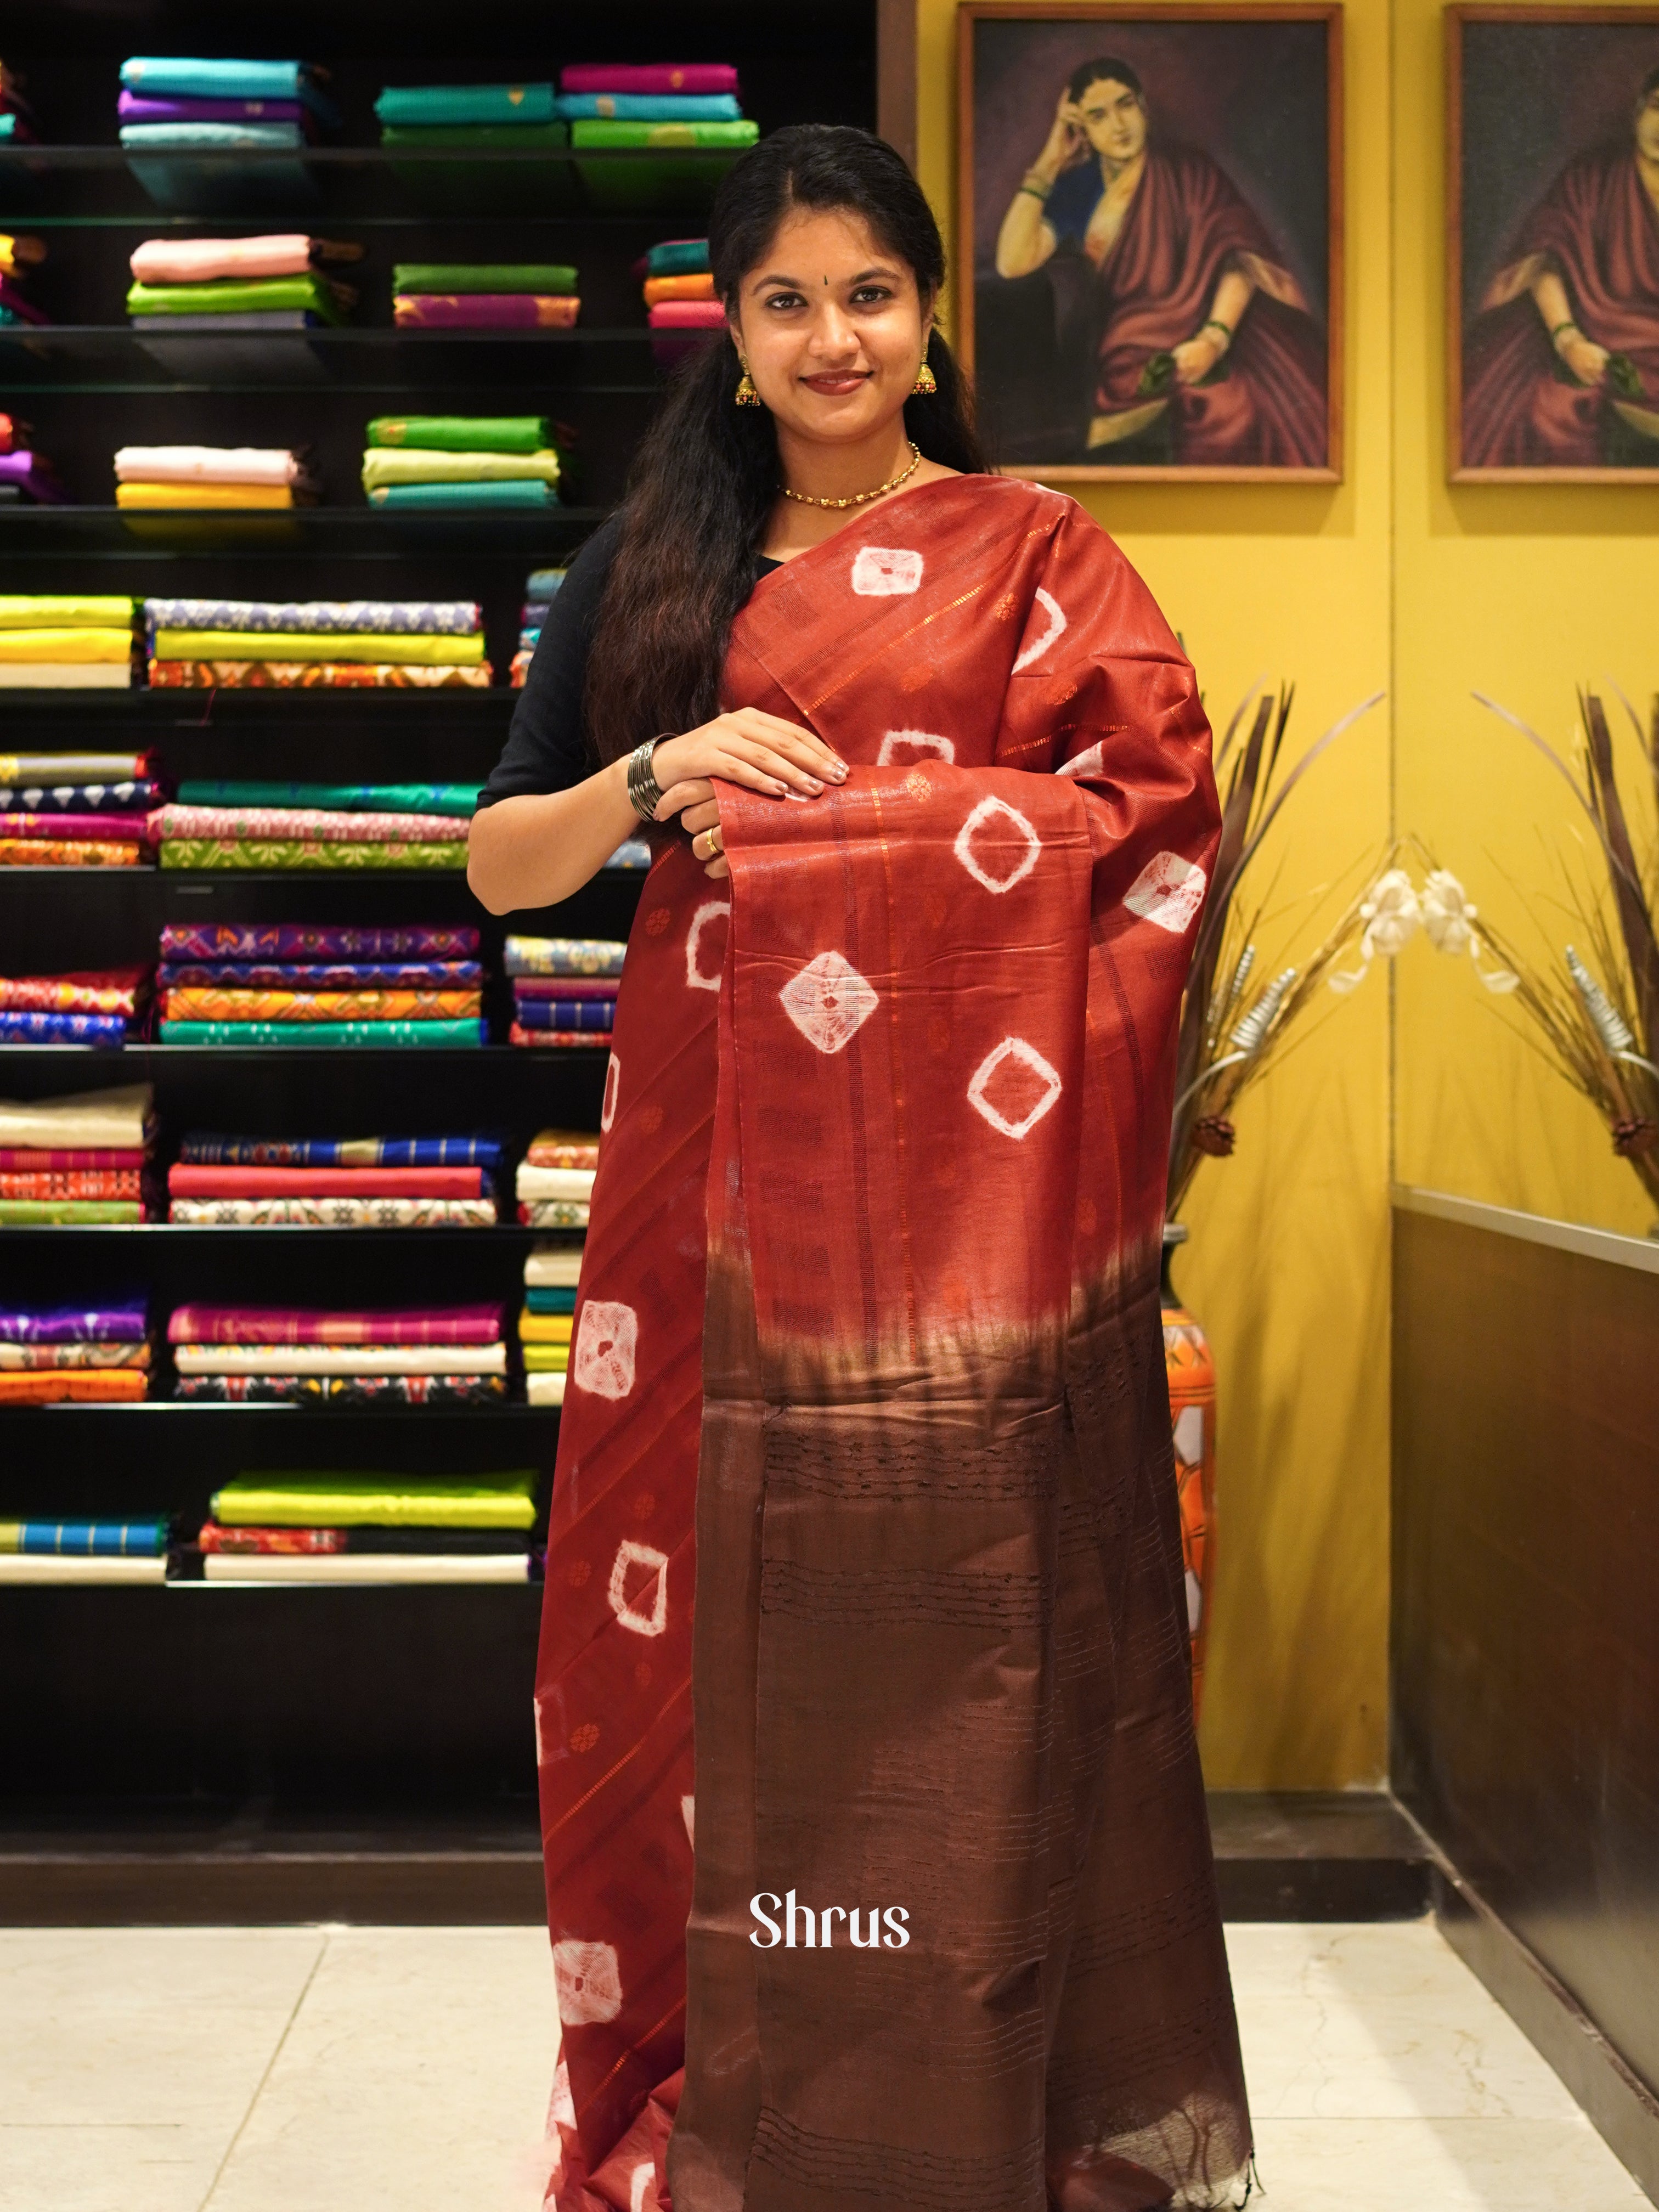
[0,1919,1645,2210]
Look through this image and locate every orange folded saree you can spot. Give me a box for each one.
[535,476,1252,2212]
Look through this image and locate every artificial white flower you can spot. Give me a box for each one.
[1359,868,1421,958]
[1421,869,1476,957]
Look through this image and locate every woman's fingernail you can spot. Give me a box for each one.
[806,777,824,793]
[769,780,787,795]
[831,764,848,780]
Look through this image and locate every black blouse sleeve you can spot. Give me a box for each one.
[475,515,622,808]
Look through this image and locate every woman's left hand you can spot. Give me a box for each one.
[681,793,727,879]
[1171,329,1227,386]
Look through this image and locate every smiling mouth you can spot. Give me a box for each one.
[802,370,872,394]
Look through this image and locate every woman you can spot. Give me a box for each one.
[470,124,1253,2212]
[993,57,1326,467]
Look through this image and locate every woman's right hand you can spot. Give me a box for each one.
[650,709,847,821]
[1033,91,1086,184]
[1559,331,1610,388]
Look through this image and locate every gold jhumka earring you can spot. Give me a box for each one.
[734,357,761,406]
[911,358,938,396]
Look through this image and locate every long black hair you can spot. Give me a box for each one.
[584,124,987,766]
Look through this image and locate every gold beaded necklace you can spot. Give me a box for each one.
[780,441,922,510]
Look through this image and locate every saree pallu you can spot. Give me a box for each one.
[161,988,481,1024]
[168,1195,495,1226]
[0,840,144,868]
[159,923,477,961]
[148,662,493,691]
[536,477,1251,2212]
[159,839,469,872]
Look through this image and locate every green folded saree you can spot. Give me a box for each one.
[391,264,576,295]
[366,416,550,453]
[160,840,469,872]
[151,629,483,665]
[160,1019,481,1045]
[379,121,570,147]
[176,781,479,815]
[126,275,351,325]
[571,119,758,146]
[212,1470,538,1529]
[368,480,556,510]
[360,448,560,490]
[522,1344,571,1372]
[0,1200,143,1224]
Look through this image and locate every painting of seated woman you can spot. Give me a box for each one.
[1453,8,1659,479]
[958,7,1341,480]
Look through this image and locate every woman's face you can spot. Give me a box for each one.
[730,206,930,448]
[1075,76,1147,165]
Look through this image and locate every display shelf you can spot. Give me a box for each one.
[0,327,668,394]
[0,504,609,552]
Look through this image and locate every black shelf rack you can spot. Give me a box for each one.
[0,0,883,1888]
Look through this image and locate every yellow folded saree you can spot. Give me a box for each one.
[116,483,303,510]
[0,629,134,663]
[151,628,485,665]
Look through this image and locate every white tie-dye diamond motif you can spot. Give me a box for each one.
[572,1299,637,1400]
[608,1538,669,1637]
[533,1695,548,1765]
[685,899,729,991]
[1012,587,1067,674]
[779,950,879,1055]
[851,545,923,596]
[1124,852,1207,935]
[681,1793,696,1847]
[549,2056,577,2130]
[630,2163,654,2212]
[1057,739,1107,782]
[553,1938,623,2026]
[953,794,1041,894]
[967,1036,1063,1140]
[601,1050,620,1131]
[878,729,956,765]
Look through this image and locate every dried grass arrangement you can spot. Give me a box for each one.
[1457,686,1659,1210]
[1169,683,1388,1216]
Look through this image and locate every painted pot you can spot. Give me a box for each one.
[1161,1223,1217,1720]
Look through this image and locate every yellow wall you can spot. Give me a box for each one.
[915,0,1659,1786]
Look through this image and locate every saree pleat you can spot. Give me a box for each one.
[537,477,1251,2212]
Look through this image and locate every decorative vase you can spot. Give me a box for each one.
[1161,1223,1217,1720]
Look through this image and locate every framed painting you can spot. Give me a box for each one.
[1449,6,1659,482]
[956,4,1344,482]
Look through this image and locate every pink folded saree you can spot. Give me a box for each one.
[168,1304,506,1345]
[560,65,738,95]
[114,446,303,486]
[393,295,580,330]
[647,300,725,329]
[129,235,316,284]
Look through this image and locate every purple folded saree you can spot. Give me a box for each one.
[509,977,618,1001]
[158,961,482,989]
[0,453,68,503]
[0,1299,149,1344]
[392,295,580,330]
[117,91,307,125]
[168,1303,505,1345]
[0,1011,133,1045]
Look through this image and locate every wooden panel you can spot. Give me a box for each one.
[1392,1206,1659,2109]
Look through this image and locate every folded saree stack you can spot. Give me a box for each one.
[170,1303,509,1404]
[388,266,579,335]
[154,800,470,873]
[363,415,562,514]
[511,566,564,685]
[157,921,486,1047]
[0,599,137,691]
[639,235,721,331]
[117,57,339,154]
[517,1125,597,1231]
[166,1121,501,1224]
[505,935,624,1047]
[194,1467,539,1582]
[0,968,152,1049]
[143,595,491,690]
[0,231,47,329]
[115,445,317,512]
[127,234,362,332]
[1,739,160,865]
[560,66,758,149]
[0,1294,153,1403]
[0,1520,171,1584]
[374,79,568,157]
[0,1082,156,1221]
[522,1240,584,1407]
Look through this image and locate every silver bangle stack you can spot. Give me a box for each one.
[625,736,667,823]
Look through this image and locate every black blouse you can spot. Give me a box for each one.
[475,517,783,808]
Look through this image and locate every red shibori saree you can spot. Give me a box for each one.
[535,474,1253,2212]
